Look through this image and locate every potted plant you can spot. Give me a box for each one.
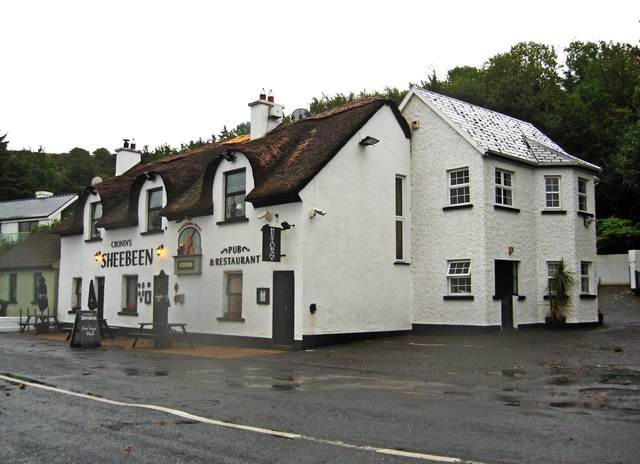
[545,259,577,329]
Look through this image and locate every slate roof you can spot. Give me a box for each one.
[414,88,600,171]
[0,231,60,270]
[55,98,409,236]
[0,194,77,221]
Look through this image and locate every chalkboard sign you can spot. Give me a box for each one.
[69,310,101,348]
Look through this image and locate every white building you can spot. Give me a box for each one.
[0,192,77,243]
[55,94,413,349]
[54,88,603,348]
[400,87,601,331]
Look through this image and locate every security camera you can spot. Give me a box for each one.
[309,207,326,218]
[256,211,272,221]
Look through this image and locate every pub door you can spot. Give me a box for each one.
[495,260,518,330]
[96,277,105,320]
[153,270,169,325]
[272,271,294,346]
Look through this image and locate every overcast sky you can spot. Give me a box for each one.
[2,0,638,154]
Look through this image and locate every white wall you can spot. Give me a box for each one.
[597,254,630,285]
[299,105,412,335]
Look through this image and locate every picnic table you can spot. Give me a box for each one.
[131,322,194,348]
[19,314,63,333]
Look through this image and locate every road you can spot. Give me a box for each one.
[1,286,639,463]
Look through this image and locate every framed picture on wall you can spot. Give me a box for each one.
[256,288,270,305]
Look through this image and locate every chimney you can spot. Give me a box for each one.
[248,89,284,140]
[114,138,141,176]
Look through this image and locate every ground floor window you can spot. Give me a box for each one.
[72,277,82,310]
[547,262,560,294]
[581,261,591,293]
[9,273,18,303]
[123,275,138,313]
[224,272,243,320]
[447,260,471,294]
[32,272,43,303]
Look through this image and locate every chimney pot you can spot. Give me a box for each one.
[123,139,130,149]
[259,88,266,100]
[131,139,136,150]
[268,89,274,103]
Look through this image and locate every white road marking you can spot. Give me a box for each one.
[1,373,485,463]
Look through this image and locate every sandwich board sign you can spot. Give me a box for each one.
[69,310,101,348]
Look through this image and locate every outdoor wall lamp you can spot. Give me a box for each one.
[144,171,156,181]
[94,251,103,263]
[309,207,326,219]
[583,215,594,227]
[156,244,165,256]
[87,186,98,195]
[359,136,379,146]
[281,222,294,230]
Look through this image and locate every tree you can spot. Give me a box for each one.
[309,87,407,114]
[597,216,640,254]
[0,132,8,152]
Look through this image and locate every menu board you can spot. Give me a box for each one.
[69,310,101,348]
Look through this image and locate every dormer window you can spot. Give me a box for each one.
[90,202,102,239]
[147,188,163,232]
[224,169,246,220]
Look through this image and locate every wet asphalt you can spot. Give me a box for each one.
[1,285,638,463]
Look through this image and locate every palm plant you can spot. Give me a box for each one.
[547,259,578,321]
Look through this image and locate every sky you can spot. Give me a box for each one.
[2,0,638,154]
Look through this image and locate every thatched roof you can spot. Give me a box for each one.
[55,98,409,236]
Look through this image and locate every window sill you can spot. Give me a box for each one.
[580,294,597,299]
[541,210,566,215]
[443,295,474,301]
[141,229,164,236]
[394,261,411,266]
[577,211,594,218]
[118,310,139,317]
[443,204,473,212]
[494,205,520,213]
[84,237,103,243]
[217,314,245,322]
[217,217,249,225]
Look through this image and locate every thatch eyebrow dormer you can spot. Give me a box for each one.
[55,97,409,235]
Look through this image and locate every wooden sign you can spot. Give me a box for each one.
[69,310,101,348]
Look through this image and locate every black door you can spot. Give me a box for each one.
[495,260,518,330]
[153,270,169,325]
[96,277,105,320]
[273,271,294,345]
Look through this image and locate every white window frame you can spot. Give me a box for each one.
[544,176,561,209]
[448,168,470,206]
[447,260,471,294]
[547,262,560,294]
[580,261,591,294]
[578,178,588,212]
[495,169,513,206]
[89,201,102,239]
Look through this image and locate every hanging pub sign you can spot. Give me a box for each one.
[262,225,281,262]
